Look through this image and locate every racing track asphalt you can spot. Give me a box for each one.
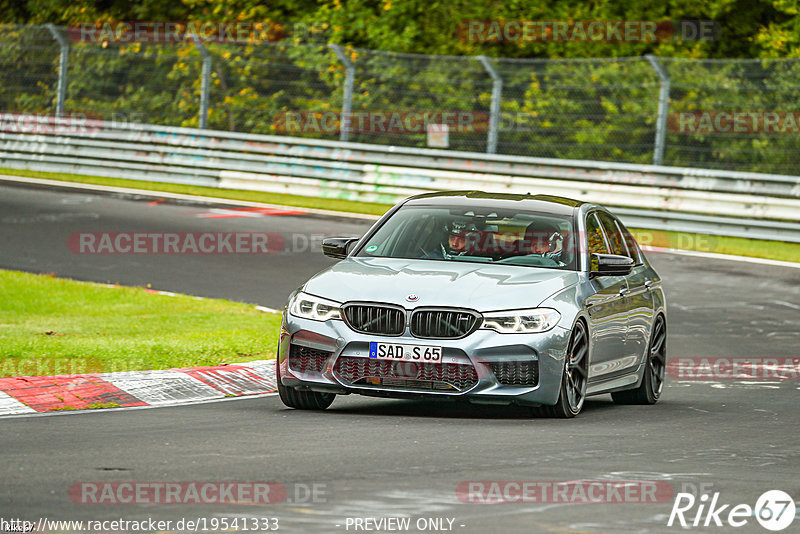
[1,181,799,533]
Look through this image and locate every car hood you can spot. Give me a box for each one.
[303,257,578,311]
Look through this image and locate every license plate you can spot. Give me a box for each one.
[369,342,442,362]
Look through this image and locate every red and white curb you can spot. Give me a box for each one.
[0,360,277,417]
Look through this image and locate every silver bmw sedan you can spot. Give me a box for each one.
[276,191,667,418]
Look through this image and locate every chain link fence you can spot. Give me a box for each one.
[2,24,800,175]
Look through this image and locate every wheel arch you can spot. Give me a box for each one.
[560,313,591,379]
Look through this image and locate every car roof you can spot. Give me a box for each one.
[403,190,586,216]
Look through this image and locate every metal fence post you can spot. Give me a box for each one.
[190,34,211,130]
[46,24,69,117]
[645,55,670,166]
[477,55,502,154]
[329,43,355,142]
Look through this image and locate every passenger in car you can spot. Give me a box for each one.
[514,221,563,266]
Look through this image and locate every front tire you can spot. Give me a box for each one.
[531,320,588,418]
[276,357,336,410]
[612,314,666,405]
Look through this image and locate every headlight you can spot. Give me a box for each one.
[481,308,561,333]
[289,292,342,321]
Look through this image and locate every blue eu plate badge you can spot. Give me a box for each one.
[369,342,378,358]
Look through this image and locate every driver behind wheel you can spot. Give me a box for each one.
[421,220,479,259]
[446,221,470,256]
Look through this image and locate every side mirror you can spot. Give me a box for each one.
[590,253,634,278]
[322,237,360,259]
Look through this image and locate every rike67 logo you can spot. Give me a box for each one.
[668,490,796,531]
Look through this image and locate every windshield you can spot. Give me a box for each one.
[356,205,577,270]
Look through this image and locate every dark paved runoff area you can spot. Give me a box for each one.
[0,181,368,307]
[1,181,799,533]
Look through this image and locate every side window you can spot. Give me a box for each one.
[596,212,627,256]
[617,220,643,265]
[586,213,609,256]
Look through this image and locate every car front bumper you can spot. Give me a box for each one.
[277,314,572,407]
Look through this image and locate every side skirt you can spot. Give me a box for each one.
[586,368,642,396]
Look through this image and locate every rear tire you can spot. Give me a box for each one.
[276,357,336,410]
[531,320,588,419]
[612,314,666,405]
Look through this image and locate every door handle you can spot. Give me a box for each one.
[619,286,630,296]
[644,279,653,289]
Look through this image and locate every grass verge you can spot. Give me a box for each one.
[0,269,281,378]
[629,229,800,263]
[1,167,797,263]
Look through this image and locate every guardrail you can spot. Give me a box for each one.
[2,118,799,242]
